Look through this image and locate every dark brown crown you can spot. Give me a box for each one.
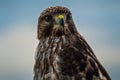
[40,6,71,18]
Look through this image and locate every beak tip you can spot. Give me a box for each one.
[59,19,64,27]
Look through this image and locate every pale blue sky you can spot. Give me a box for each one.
[0,0,120,80]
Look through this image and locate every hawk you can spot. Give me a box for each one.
[34,6,111,80]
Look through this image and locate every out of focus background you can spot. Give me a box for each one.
[0,0,120,80]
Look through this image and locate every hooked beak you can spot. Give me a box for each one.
[58,15,64,27]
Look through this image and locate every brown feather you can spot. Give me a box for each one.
[34,6,111,80]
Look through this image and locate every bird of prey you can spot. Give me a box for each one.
[34,6,111,80]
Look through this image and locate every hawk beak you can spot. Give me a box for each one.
[58,15,64,27]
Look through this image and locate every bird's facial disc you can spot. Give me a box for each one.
[37,6,76,39]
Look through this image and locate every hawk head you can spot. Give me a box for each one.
[37,6,78,39]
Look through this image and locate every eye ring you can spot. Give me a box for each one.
[44,15,52,22]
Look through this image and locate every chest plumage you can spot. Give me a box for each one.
[34,35,68,80]
[34,34,110,80]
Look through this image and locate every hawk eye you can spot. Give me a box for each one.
[66,14,71,20]
[44,15,52,22]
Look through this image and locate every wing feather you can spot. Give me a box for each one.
[57,34,111,80]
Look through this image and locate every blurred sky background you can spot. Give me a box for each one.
[0,0,120,80]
